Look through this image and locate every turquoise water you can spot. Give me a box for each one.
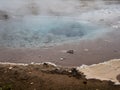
[0,16,108,48]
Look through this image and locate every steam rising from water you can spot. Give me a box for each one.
[0,0,119,16]
[0,16,108,48]
[0,0,118,48]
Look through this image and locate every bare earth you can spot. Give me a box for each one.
[0,62,120,90]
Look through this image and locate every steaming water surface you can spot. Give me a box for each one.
[0,0,120,66]
[0,16,109,48]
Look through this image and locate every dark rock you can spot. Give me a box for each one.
[71,68,78,76]
[83,81,87,85]
[71,68,85,79]
[66,50,74,54]
[43,63,49,67]
[60,57,65,61]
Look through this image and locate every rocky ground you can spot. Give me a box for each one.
[0,62,120,90]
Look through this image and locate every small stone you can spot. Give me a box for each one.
[83,81,87,85]
[43,62,48,66]
[43,63,49,67]
[31,62,35,64]
[60,57,64,61]
[71,68,78,76]
[66,50,74,54]
[9,66,13,70]
[28,72,32,74]
[84,49,89,52]
[30,82,34,85]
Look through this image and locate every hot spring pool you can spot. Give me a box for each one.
[0,16,108,48]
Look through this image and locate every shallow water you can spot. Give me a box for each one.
[0,16,109,48]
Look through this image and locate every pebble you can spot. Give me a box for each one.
[66,50,74,54]
[9,66,13,70]
[84,49,89,52]
[30,82,34,85]
[31,62,35,64]
[60,57,65,61]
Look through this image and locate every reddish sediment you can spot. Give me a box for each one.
[0,30,120,66]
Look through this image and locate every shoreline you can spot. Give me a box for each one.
[0,59,120,85]
[0,30,120,66]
